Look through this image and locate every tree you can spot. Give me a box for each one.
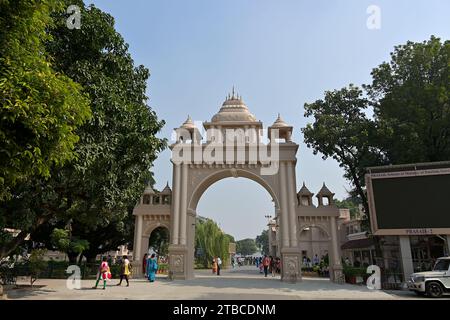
[255,230,269,255]
[0,1,166,261]
[303,37,450,221]
[366,36,450,164]
[50,228,89,262]
[236,238,257,256]
[302,37,450,271]
[0,0,91,200]
[302,85,386,215]
[195,218,230,268]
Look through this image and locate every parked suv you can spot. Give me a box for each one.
[407,257,450,298]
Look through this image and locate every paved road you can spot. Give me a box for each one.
[3,266,442,300]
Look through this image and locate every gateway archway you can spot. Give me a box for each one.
[132,90,343,283]
[168,91,301,281]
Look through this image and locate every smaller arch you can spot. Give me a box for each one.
[298,224,331,240]
[143,222,170,238]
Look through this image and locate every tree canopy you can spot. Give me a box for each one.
[303,36,450,225]
[0,0,91,200]
[236,238,258,256]
[0,1,166,261]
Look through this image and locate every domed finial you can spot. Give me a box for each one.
[232,86,235,99]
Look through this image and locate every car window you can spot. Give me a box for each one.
[433,260,450,271]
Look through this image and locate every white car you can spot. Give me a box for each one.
[407,257,450,298]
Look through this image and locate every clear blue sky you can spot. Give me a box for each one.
[88,0,450,240]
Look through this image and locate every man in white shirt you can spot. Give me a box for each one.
[217,257,222,276]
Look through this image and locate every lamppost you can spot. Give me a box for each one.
[264,215,272,224]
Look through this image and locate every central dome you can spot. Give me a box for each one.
[211,91,257,123]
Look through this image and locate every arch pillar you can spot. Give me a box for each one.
[279,161,302,282]
[329,216,343,282]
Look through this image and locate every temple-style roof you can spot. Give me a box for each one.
[271,114,290,128]
[317,183,334,196]
[297,182,314,196]
[209,88,258,123]
[180,115,196,130]
[143,184,155,194]
[161,182,172,194]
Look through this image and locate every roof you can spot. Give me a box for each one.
[297,182,314,196]
[210,89,258,123]
[316,183,334,196]
[270,114,290,128]
[341,238,375,250]
[366,161,450,173]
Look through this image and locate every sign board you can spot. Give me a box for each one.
[366,164,450,236]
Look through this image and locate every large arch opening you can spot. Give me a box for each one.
[193,175,280,278]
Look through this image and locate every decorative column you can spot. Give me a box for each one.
[179,164,188,245]
[286,162,298,247]
[279,162,290,247]
[135,215,143,262]
[171,163,181,245]
[330,216,343,283]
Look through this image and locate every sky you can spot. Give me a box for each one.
[88,0,450,240]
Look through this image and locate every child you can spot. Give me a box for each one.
[93,256,111,290]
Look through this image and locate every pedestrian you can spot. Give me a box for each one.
[117,255,132,287]
[313,254,320,266]
[142,253,148,275]
[276,257,281,274]
[217,257,222,276]
[270,256,276,277]
[212,258,217,274]
[92,256,111,290]
[262,255,270,277]
[146,253,158,282]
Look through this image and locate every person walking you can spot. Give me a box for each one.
[92,257,111,290]
[216,257,222,276]
[117,255,132,287]
[142,253,148,276]
[212,258,217,274]
[262,255,270,277]
[271,257,277,277]
[146,253,158,282]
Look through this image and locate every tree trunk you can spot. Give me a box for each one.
[67,252,78,264]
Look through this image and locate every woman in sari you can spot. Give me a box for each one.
[146,253,158,282]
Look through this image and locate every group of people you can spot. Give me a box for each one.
[260,255,281,277]
[92,253,158,290]
[302,254,328,268]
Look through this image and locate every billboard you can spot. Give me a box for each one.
[366,163,450,236]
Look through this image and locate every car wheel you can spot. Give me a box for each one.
[426,281,444,298]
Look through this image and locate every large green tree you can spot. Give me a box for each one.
[195,218,231,268]
[0,1,166,261]
[303,36,449,221]
[255,230,269,255]
[0,0,91,200]
[236,238,258,256]
[366,36,450,163]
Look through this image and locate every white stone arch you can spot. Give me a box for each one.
[143,222,170,238]
[187,168,281,212]
[135,90,303,282]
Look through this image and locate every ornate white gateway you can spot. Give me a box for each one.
[132,90,343,282]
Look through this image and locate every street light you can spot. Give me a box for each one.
[264,215,272,224]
